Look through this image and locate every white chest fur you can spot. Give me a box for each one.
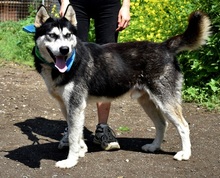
[40,67,74,105]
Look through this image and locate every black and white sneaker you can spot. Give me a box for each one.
[58,124,120,151]
[93,124,120,151]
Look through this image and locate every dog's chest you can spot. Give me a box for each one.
[40,68,62,97]
[40,68,74,104]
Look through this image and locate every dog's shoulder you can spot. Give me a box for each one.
[83,42,103,52]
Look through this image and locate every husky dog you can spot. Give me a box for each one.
[33,5,211,168]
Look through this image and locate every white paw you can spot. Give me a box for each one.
[78,139,88,157]
[55,159,78,168]
[79,146,88,158]
[173,150,191,161]
[141,144,159,152]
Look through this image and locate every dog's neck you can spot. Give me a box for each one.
[34,46,55,68]
[34,46,76,72]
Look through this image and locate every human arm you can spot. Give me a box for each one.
[59,0,70,16]
[116,0,130,31]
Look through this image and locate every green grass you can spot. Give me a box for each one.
[0,17,35,67]
[118,126,131,132]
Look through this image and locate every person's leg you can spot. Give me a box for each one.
[96,102,111,124]
[92,0,121,150]
[94,0,120,45]
[71,2,90,41]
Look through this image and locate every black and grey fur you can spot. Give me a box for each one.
[33,5,211,168]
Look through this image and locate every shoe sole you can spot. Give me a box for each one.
[94,138,120,151]
[103,142,120,151]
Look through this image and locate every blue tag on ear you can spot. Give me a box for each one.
[23,24,36,33]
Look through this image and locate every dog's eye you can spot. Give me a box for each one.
[48,33,58,39]
[64,33,71,39]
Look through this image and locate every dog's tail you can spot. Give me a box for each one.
[166,11,211,53]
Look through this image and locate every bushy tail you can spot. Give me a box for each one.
[166,11,212,53]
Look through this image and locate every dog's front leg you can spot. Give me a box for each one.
[56,98,86,168]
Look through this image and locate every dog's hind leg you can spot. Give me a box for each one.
[159,102,191,161]
[137,93,168,152]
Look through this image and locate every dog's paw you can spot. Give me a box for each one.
[55,159,78,168]
[79,145,88,158]
[173,150,191,161]
[141,144,159,152]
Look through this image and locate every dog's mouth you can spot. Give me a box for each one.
[47,48,68,73]
[55,56,68,73]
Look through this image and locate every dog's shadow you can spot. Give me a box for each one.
[5,117,175,168]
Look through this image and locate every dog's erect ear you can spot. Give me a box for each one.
[64,5,77,27]
[35,5,50,28]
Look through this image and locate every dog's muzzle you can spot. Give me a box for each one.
[59,46,69,56]
[46,47,69,73]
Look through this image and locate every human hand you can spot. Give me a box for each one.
[116,5,130,31]
[59,0,70,17]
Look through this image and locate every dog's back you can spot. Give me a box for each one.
[83,11,211,101]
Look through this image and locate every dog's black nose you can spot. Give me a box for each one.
[60,46,69,55]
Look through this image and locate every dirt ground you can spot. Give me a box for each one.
[0,63,219,178]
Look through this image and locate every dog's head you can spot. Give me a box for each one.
[34,5,77,73]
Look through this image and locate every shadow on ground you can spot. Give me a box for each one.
[5,117,175,168]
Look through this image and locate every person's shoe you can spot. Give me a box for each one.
[93,124,120,151]
[58,127,69,149]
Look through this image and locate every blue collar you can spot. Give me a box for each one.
[35,46,76,72]
[66,48,76,72]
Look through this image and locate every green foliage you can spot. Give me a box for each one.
[179,0,220,109]
[0,17,34,66]
[119,0,198,42]
[28,4,38,18]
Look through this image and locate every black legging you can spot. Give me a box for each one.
[61,0,121,44]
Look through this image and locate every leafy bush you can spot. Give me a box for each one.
[179,0,220,109]
[118,0,219,109]
[119,0,198,42]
